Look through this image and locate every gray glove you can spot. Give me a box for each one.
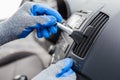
[32,58,76,80]
[0,2,62,45]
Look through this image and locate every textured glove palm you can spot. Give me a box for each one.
[32,58,76,80]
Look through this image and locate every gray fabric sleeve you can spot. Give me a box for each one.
[0,21,22,45]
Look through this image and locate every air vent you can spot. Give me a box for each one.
[72,12,109,58]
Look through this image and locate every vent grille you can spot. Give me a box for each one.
[72,12,109,58]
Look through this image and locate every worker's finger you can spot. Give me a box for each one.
[41,29,50,38]
[30,4,62,22]
[60,69,75,77]
[48,26,58,34]
[36,28,43,38]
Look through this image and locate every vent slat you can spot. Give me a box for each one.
[90,12,104,26]
[77,13,106,56]
[80,17,109,57]
[72,12,109,58]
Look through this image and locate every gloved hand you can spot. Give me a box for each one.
[19,2,62,38]
[32,58,76,80]
[0,2,62,45]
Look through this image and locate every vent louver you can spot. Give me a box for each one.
[72,12,109,58]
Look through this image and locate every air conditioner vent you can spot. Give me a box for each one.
[72,12,109,58]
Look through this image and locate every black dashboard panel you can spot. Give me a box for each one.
[52,0,120,80]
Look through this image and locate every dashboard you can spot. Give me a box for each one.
[51,0,120,80]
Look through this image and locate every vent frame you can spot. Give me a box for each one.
[72,12,109,58]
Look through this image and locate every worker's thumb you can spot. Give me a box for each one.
[55,58,75,77]
[30,15,57,28]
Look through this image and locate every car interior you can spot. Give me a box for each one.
[0,0,120,80]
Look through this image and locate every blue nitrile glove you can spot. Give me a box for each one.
[19,2,62,38]
[0,1,62,45]
[32,58,76,80]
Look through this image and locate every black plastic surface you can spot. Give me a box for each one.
[81,12,120,80]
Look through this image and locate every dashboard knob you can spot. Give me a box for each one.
[13,75,28,80]
[48,45,56,55]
